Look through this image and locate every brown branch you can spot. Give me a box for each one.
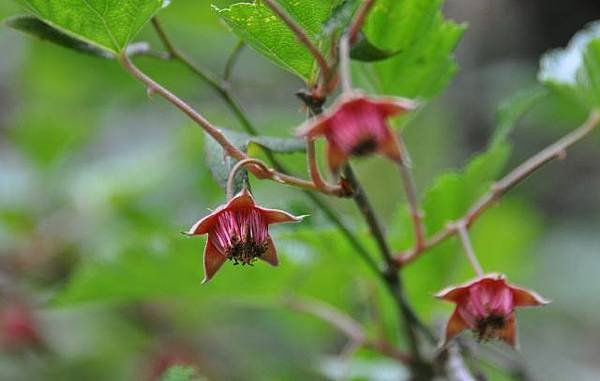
[120,52,351,197]
[348,0,377,43]
[262,0,330,82]
[120,52,247,161]
[397,110,600,266]
[306,139,347,195]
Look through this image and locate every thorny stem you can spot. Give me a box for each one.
[283,297,412,364]
[397,109,600,266]
[396,137,426,250]
[120,52,350,197]
[261,0,330,85]
[455,222,484,277]
[347,0,377,43]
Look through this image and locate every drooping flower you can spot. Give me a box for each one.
[297,92,417,174]
[435,273,549,347]
[187,188,304,283]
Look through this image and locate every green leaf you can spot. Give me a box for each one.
[350,33,399,62]
[320,0,360,39]
[538,21,600,109]
[214,1,334,81]
[204,128,306,191]
[14,0,168,54]
[363,0,465,99]
[160,366,205,381]
[491,86,548,146]
[4,15,114,58]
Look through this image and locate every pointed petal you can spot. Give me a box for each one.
[378,130,402,163]
[296,115,332,139]
[511,285,550,307]
[202,240,227,284]
[260,237,278,266]
[327,143,348,175]
[257,207,305,225]
[187,210,221,235]
[371,96,418,116]
[226,188,256,210]
[498,315,518,348]
[435,285,469,303]
[441,309,469,346]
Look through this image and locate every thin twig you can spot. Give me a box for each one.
[120,53,350,197]
[339,35,352,93]
[347,0,377,43]
[455,222,484,277]
[306,139,346,194]
[226,158,274,199]
[283,297,412,364]
[262,0,330,82]
[149,18,375,275]
[396,137,425,250]
[224,40,245,84]
[342,165,427,363]
[151,18,258,137]
[120,52,247,161]
[397,110,600,266]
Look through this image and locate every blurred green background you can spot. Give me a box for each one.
[0,1,599,380]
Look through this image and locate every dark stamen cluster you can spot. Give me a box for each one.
[351,137,378,156]
[226,235,267,265]
[474,315,506,341]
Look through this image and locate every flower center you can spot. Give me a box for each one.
[350,137,378,156]
[211,208,269,265]
[474,314,506,341]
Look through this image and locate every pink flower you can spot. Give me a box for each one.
[297,92,417,173]
[187,189,304,283]
[435,273,549,347]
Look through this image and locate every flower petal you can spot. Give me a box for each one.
[202,239,227,284]
[296,113,332,139]
[371,96,418,116]
[498,314,518,348]
[511,285,550,307]
[378,129,402,163]
[441,309,469,346]
[257,207,305,225]
[187,210,221,235]
[260,237,278,266]
[226,188,256,210]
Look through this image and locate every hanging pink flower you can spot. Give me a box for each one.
[187,189,304,283]
[297,92,417,173]
[435,273,549,347]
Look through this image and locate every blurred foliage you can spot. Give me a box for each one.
[0,0,599,381]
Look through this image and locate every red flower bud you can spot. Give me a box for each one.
[297,92,417,174]
[435,273,549,347]
[187,189,304,283]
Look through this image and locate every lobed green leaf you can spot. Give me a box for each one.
[13,0,168,54]
[538,21,600,109]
